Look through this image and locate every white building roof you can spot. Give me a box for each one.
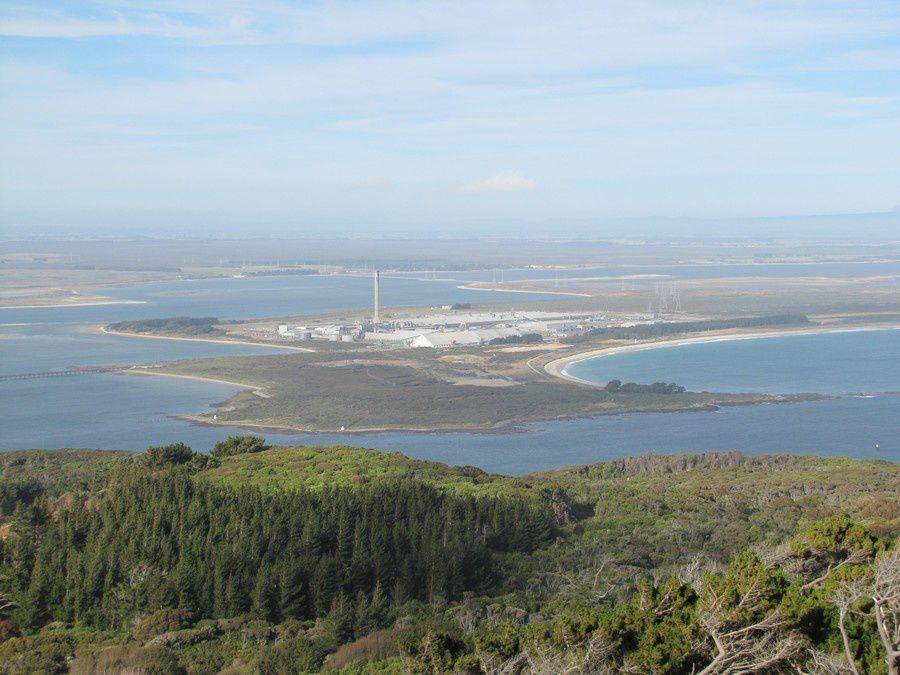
[364,330,426,342]
[410,330,484,348]
[403,310,592,328]
[471,327,522,341]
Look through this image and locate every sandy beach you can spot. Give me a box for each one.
[122,368,271,397]
[176,414,488,435]
[97,325,316,352]
[545,323,900,385]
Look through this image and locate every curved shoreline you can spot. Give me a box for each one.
[176,394,815,436]
[97,325,316,352]
[122,367,270,396]
[545,323,900,385]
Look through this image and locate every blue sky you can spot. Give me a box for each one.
[1,1,900,235]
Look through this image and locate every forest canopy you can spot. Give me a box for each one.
[0,444,897,674]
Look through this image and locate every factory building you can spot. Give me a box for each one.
[249,273,612,348]
[409,331,483,348]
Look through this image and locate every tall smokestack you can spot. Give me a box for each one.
[373,270,380,331]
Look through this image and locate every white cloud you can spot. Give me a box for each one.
[461,171,537,195]
[828,48,900,71]
[2,1,900,223]
[0,16,199,39]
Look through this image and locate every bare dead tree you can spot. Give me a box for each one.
[634,578,686,620]
[0,593,18,615]
[525,570,567,602]
[678,554,716,593]
[524,634,616,675]
[802,549,873,591]
[801,648,857,674]
[477,632,616,675]
[695,576,804,674]
[476,650,527,675]
[763,540,874,591]
[828,573,870,675]
[526,554,613,605]
[873,545,900,674]
[455,592,482,636]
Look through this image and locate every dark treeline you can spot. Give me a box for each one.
[604,379,685,394]
[567,313,810,342]
[488,333,542,345]
[107,317,223,336]
[0,480,43,516]
[4,465,555,632]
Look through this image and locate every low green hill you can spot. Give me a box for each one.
[0,448,135,485]
[200,444,535,499]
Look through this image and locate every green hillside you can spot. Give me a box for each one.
[0,443,897,674]
[0,448,136,487]
[201,444,534,500]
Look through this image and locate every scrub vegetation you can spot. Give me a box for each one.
[153,349,798,433]
[0,444,897,673]
[108,317,225,337]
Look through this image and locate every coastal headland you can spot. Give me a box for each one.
[70,262,900,435]
[132,321,880,435]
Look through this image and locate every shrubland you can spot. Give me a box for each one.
[107,317,224,337]
[0,442,897,673]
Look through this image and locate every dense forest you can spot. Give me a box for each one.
[0,441,897,673]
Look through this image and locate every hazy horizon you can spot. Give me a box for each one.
[2,209,900,243]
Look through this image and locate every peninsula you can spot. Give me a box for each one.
[102,270,899,433]
[140,319,838,434]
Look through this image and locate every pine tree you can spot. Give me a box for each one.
[250,565,278,622]
[278,562,306,621]
[328,592,354,643]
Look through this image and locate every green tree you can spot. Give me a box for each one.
[210,435,268,459]
[251,565,278,622]
[143,443,196,468]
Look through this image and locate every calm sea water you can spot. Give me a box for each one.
[1,269,898,473]
[565,329,900,395]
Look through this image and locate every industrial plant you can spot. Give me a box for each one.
[239,271,634,348]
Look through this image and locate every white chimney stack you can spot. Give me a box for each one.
[373,270,380,330]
